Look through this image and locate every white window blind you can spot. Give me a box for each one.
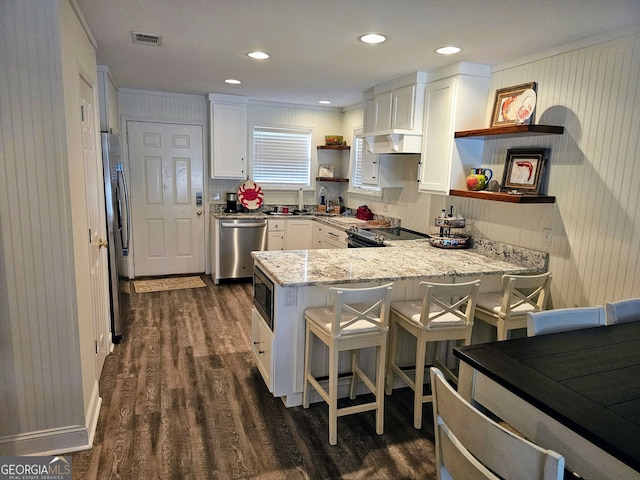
[349,130,381,196]
[252,126,311,186]
[352,135,364,187]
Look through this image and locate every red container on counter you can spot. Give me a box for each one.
[356,205,374,220]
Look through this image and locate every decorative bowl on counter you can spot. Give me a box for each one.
[429,235,471,249]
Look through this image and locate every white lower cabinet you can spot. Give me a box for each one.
[267,219,286,250]
[312,222,324,249]
[285,219,313,250]
[251,308,274,392]
[323,224,348,248]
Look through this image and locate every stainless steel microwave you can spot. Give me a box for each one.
[253,267,274,330]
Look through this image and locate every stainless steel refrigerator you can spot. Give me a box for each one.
[101,132,131,343]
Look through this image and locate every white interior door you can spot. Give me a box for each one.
[80,74,109,376]
[128,121,204,276]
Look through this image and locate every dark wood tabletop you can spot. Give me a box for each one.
[454,322,640,472]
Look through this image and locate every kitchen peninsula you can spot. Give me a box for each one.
[251,239,547,407]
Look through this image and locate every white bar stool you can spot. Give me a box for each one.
[302,283,394,445]
[386,279,481,429]
[474,272,552,341]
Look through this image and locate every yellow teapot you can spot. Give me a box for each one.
[466,168,493,191]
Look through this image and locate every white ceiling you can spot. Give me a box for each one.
[76,0,640,107]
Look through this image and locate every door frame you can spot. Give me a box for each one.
[122,117,209,278]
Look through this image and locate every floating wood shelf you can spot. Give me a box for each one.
[449,189,556,204]
[454,124,564,139]
[317,145,350,150]
[316,177,349,182]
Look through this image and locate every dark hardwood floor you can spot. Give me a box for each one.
[70,275,438,479]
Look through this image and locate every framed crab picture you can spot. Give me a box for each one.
[500,148,548,194]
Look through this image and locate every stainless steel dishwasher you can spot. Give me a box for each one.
[218,218,268,280]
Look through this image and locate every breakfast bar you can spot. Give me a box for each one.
[251,239,547,407]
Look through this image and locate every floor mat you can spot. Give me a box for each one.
[133,276,206,293]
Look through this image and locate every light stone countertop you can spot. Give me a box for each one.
[252,240,547,287]
[210,211,372,229]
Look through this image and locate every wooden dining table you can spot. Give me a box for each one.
[454,321,640,480]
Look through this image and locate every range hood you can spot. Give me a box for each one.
[360,132,422,154]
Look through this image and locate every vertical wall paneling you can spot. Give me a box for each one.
[450,30,640,308]
[0,0,102,454]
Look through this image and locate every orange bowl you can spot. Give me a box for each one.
[325,135,343,145]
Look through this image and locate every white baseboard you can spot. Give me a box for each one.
[0,382,102,456]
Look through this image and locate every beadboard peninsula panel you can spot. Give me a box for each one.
[450,31,640,308]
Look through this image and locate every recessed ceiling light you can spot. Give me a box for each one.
[247,51,270,60]
[225,79,241,84]
[436,46,461,55]
[318,100,332,105]
[360,33,387,44]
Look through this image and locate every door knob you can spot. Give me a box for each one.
[196,211,203,216]
[98,239,108,248]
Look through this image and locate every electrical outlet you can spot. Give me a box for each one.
[382,202,389,211]
[543,228,553,247]
[212,193,221,201]
[284,287,297,307]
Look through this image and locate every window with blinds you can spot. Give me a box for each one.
[252,126,311,186]
[349,129,381,196]
[351,134,363,187]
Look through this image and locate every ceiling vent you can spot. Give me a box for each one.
[131,32,162,46]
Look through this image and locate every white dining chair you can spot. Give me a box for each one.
[430,367,565,480]
[303,283,393,445]
[386,279,481,429]
[474,272,552,340]
[527,306,605,336]
[605,298,640,325]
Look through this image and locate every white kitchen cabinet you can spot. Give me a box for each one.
[363,98,376,135]
[361,74,426,154]
[251,308,275,392]
[97,66,119,134]
[285,219,313,250]
[372,91,393,132]
[363,83,423,136]
[391,84,417,131]
[418,63,491,194]
[361,153,406,188]
[267,219,286,250]
[208,94,247,179]
[323,224,348,248]
[312,222,324,249]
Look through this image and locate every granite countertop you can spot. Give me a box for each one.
[252,240,548,287]
[211,211,374,229]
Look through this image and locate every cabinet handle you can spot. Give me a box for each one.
[417,161,422,182]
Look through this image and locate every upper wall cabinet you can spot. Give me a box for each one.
[208,94,248,179]
[360,153,407,188]
[417,63,491,195]
[97,66,120,134]
[361,72,426,154]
